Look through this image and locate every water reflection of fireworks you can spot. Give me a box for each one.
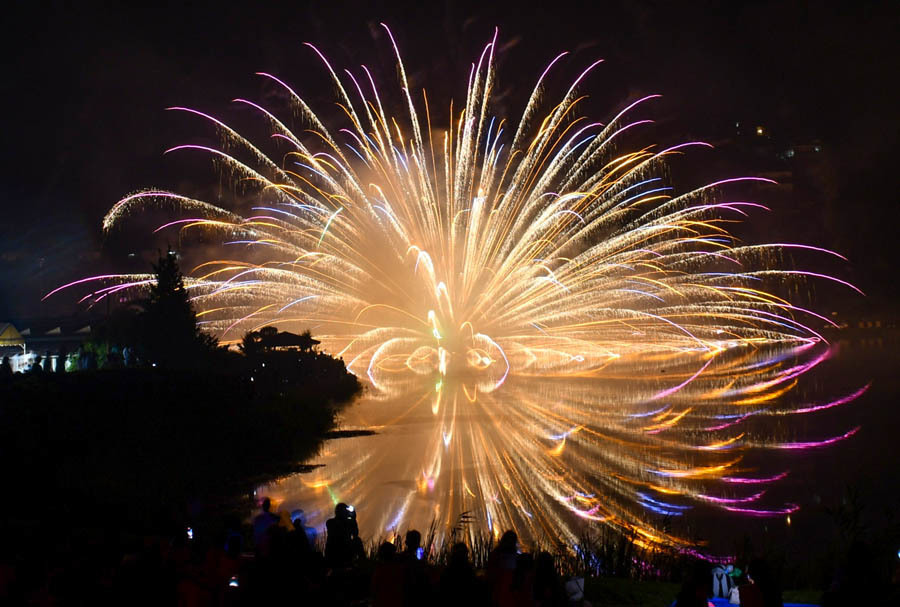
[48,26,863,552]
[269,342,864,553]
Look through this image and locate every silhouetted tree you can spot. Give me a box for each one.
[238,326,357,399]
[139,250,218,367]
[239,329,263,357]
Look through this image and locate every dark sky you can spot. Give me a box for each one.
[2,0,898,318]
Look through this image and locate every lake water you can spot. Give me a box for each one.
[261,333,894,556]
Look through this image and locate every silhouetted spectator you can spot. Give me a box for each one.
[440,542,479,606]
[372,541,404,607]
[0,356,11,379]
[201,529,241,606]
[223,514,243,558]
[533,551,566,607]
[712,563,735,599]
[399,529,423,562]
[290,509,318,546]
[56,347,68,373]
[674,560,711,607]
[29,356,43,374]
[740,558,782,607]
[42,351,52,372]
[508,552,535,607]
[325,503,362,568]
[399,529,431,605]
[738,578,763,607]
[286,511,313,566]
[106,347,123,369]
[123,345,134,367]
[488,530,519,607]
[252,497,280,557]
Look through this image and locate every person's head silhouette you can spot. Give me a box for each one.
[449,542,469,566]
[498,530,518,552]
[405,529,422,552]
[377,541,396,562]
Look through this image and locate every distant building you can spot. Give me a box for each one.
[263,330,320,352]
[0,319,92,373]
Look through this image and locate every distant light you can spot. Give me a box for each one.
[814,145,822,152]
[785,149,795,158]
[735,121,740,128]
[756,126,764,136]
[786,515,791,526]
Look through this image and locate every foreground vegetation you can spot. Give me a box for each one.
[0,251,361,528]
[0,364,358,521]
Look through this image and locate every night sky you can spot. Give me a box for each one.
[2,0,898,318]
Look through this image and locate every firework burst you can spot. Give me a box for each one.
[49,26,863,552]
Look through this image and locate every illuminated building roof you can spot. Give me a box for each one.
[0,323,24,347]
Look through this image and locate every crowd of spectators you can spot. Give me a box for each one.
[0,499,584,606]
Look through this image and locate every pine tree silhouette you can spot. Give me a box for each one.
[140,250,217,367]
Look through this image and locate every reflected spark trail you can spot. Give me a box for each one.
[49,27,863,552]
[277,342,859,552]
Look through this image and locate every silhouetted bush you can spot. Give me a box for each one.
[0,364,360,526]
